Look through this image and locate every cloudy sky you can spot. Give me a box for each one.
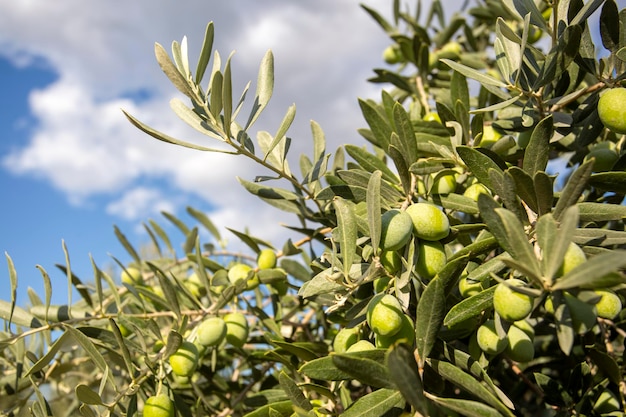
[1,0,430,302]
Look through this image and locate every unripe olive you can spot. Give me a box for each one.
[366,293,404,337]
[598,87,626,134]
[480,125,503,148]
[505,324,535,363]
[415,240,447,279]
[463,183,491,201]
[594,290,622,320]
[196,316,227,347]
[493,279,534,322]
[430,173,456,194]
[169,341,199,377]
[557,243,586,277]
[143,394,175,417]
[346,340,376,352]
[228,263,259,289]
[257,249,277,270]
[383,45,402,64]
[333,327,360,353]
[185,272,205,297]
[476,319,508,355]
[373,276,391,293]
[380,209,413,251]
[121,267,143,285]
[224,312,249,348]
[375,314,415,348]
[380,250,401,275]
[512,319,535,338]
[458,276,485,298]
[405,202,450,241]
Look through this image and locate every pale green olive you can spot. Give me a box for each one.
[333,327,360,353]
[375,314,415,348]
[476,320,508,355]
[594,290,622,320]
[346,340,376,352]
[380,209,413,251]
[143,394,175,417]
[493,279,534,322]
[505,324,535,363]
[196,317,227,347]
[366,293,404,337]
[598,88,626,134]
[121,267,143,285]
[557,243,586,277]
[257,249,277,270]
[169,341,199,377]
[224,312,249,348]
[405,202,450,241]
[415,240,447,279]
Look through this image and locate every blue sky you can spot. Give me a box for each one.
[0,0,398,304]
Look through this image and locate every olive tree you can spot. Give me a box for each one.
[2,0,626,416]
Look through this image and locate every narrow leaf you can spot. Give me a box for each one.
[333,198,357,278]
[415,277,445,363]
[367,171,382,253]
[386,345,427,415]
[195,22,214,84]
[341,388,404,417]
[245,50,274,130]
[523,116,553,175]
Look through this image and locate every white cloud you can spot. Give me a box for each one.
[0,0,401,245]
[106,186,177,221]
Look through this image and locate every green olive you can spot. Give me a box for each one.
[380,250,401,275]
[557,243,586,277]
[366,293,404,337]
[493,278,534,322]
[505,324,535,363]
[476,319,508,355]
[257,249,277,270]
[121,267,143,285]
[430,173,456,194]
[415,240,447,279]
[196,317,227,347]
[598,88,626,134]
[405,202,450,241]
[169,341,199,377]
[346,340,376,352]
[227,263,259,289]
[458,276,485,298]
[383,45,402,64]
[224,312,249,348]
[380,209,413,251]
[333,327,360,353]
[375,314,415,348]
[594,290,622,320]
[463,183,491,201]
[143,394,175,417]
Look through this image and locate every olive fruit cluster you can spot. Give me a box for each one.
[168,312,249,378]
[475,319,535,363]
[379,202,450,280]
